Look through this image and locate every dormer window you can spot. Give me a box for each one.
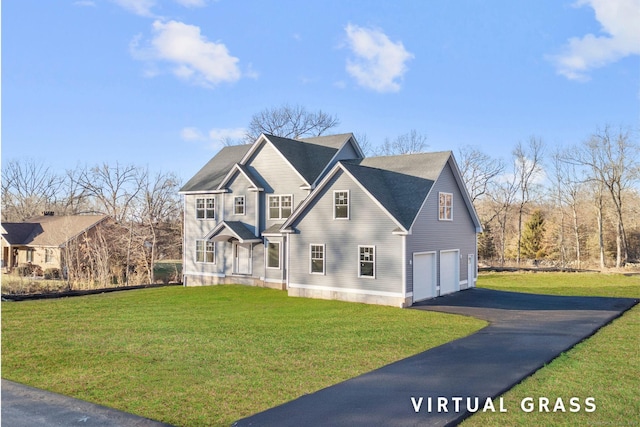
[334,190,349,219]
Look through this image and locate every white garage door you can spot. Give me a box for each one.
[413,252,436,302]
[440,250,459,296]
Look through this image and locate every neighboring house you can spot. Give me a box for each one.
[1,213,109,274]
[180,133,482,307]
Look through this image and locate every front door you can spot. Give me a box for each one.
[233,243,252,275]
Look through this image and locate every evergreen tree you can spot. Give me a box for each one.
[478,223,496,261]
[520,210,546,259]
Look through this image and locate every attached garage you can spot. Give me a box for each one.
[413,252,436,302]
[439,250,460,296]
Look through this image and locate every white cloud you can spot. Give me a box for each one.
[180,127,206,141]
[182,127,246,150]
[113,0,207,16]
[131,20,241,88]
[113,0,157,17]
[344,24,414,93]
[174,0,207,7]
[549,0,640,81]
[208,128,246,143]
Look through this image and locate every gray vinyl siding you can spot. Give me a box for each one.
[406,159,477,293]
[264,237,285,282]
[288,170,403,294]
[183,193,225,277]
[183,193,262,280]
[223,172,258,235]
[244,141,310,233]
[333,140,360,162]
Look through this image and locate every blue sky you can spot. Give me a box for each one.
[3,0,639,182]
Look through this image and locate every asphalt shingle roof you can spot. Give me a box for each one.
[180,144,252,193]
[265,135,340,185]
[1,215,109,247]
[181,134,357,193]
[208,221,260,243]
[341,151,452,230]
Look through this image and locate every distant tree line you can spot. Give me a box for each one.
[468,126,639,270]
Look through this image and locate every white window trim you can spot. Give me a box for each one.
[438,192,453,221]
[268,194,293,220]
[358,245,376,279]
[266,241,281,270]
[333,190,350,220]
[196,197,215,220]
[195,239,215,264]
[234,195,245,216]
[309,243,326,275]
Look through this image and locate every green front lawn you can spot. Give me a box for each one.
[3,273,637,427]
[463,272,639,426]
[1,285,484,427]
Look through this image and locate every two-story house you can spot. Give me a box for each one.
[180,133,482,307]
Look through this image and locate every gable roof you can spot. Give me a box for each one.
[205,221,261,243]
[252,134,340,186]
[283,151,482,233]
[217,163,264,192]
[181,133,365,194]
[180,144,252,193]
[1,215,109,247]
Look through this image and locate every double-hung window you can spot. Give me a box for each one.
[234,196,245,215]
[358,246,375,278]
[196,197,215,219]
[267,241,281,269]
[196,240,215,263]
[310,244,325,274]
[268,195,292,220]
[439,192,453,221]
[26,249,34,263]
[45,248,54,263]
[334,190,349,219]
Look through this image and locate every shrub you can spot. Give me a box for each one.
[43,268,61,280]
[16,264,34,277]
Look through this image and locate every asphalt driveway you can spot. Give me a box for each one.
[233,288,637,427]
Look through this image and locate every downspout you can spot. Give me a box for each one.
[285,233,290,290]
[182,196,187,287]
[401,234,407,307]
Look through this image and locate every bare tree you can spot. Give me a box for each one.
[55,166,91,216]
[246,104,339,141]
[552,149,587,267]
[78,163,143,223]
[354,132,373,157]
[572,126,638,267]
[134,170,182,284]
[375,129,428,156]
[1,159,62,221]
[457,146,505,202]
[513,137,545,265]
[488,174,519,265]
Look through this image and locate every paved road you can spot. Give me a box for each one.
[1,380,173,427]
[233,288,637,427]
